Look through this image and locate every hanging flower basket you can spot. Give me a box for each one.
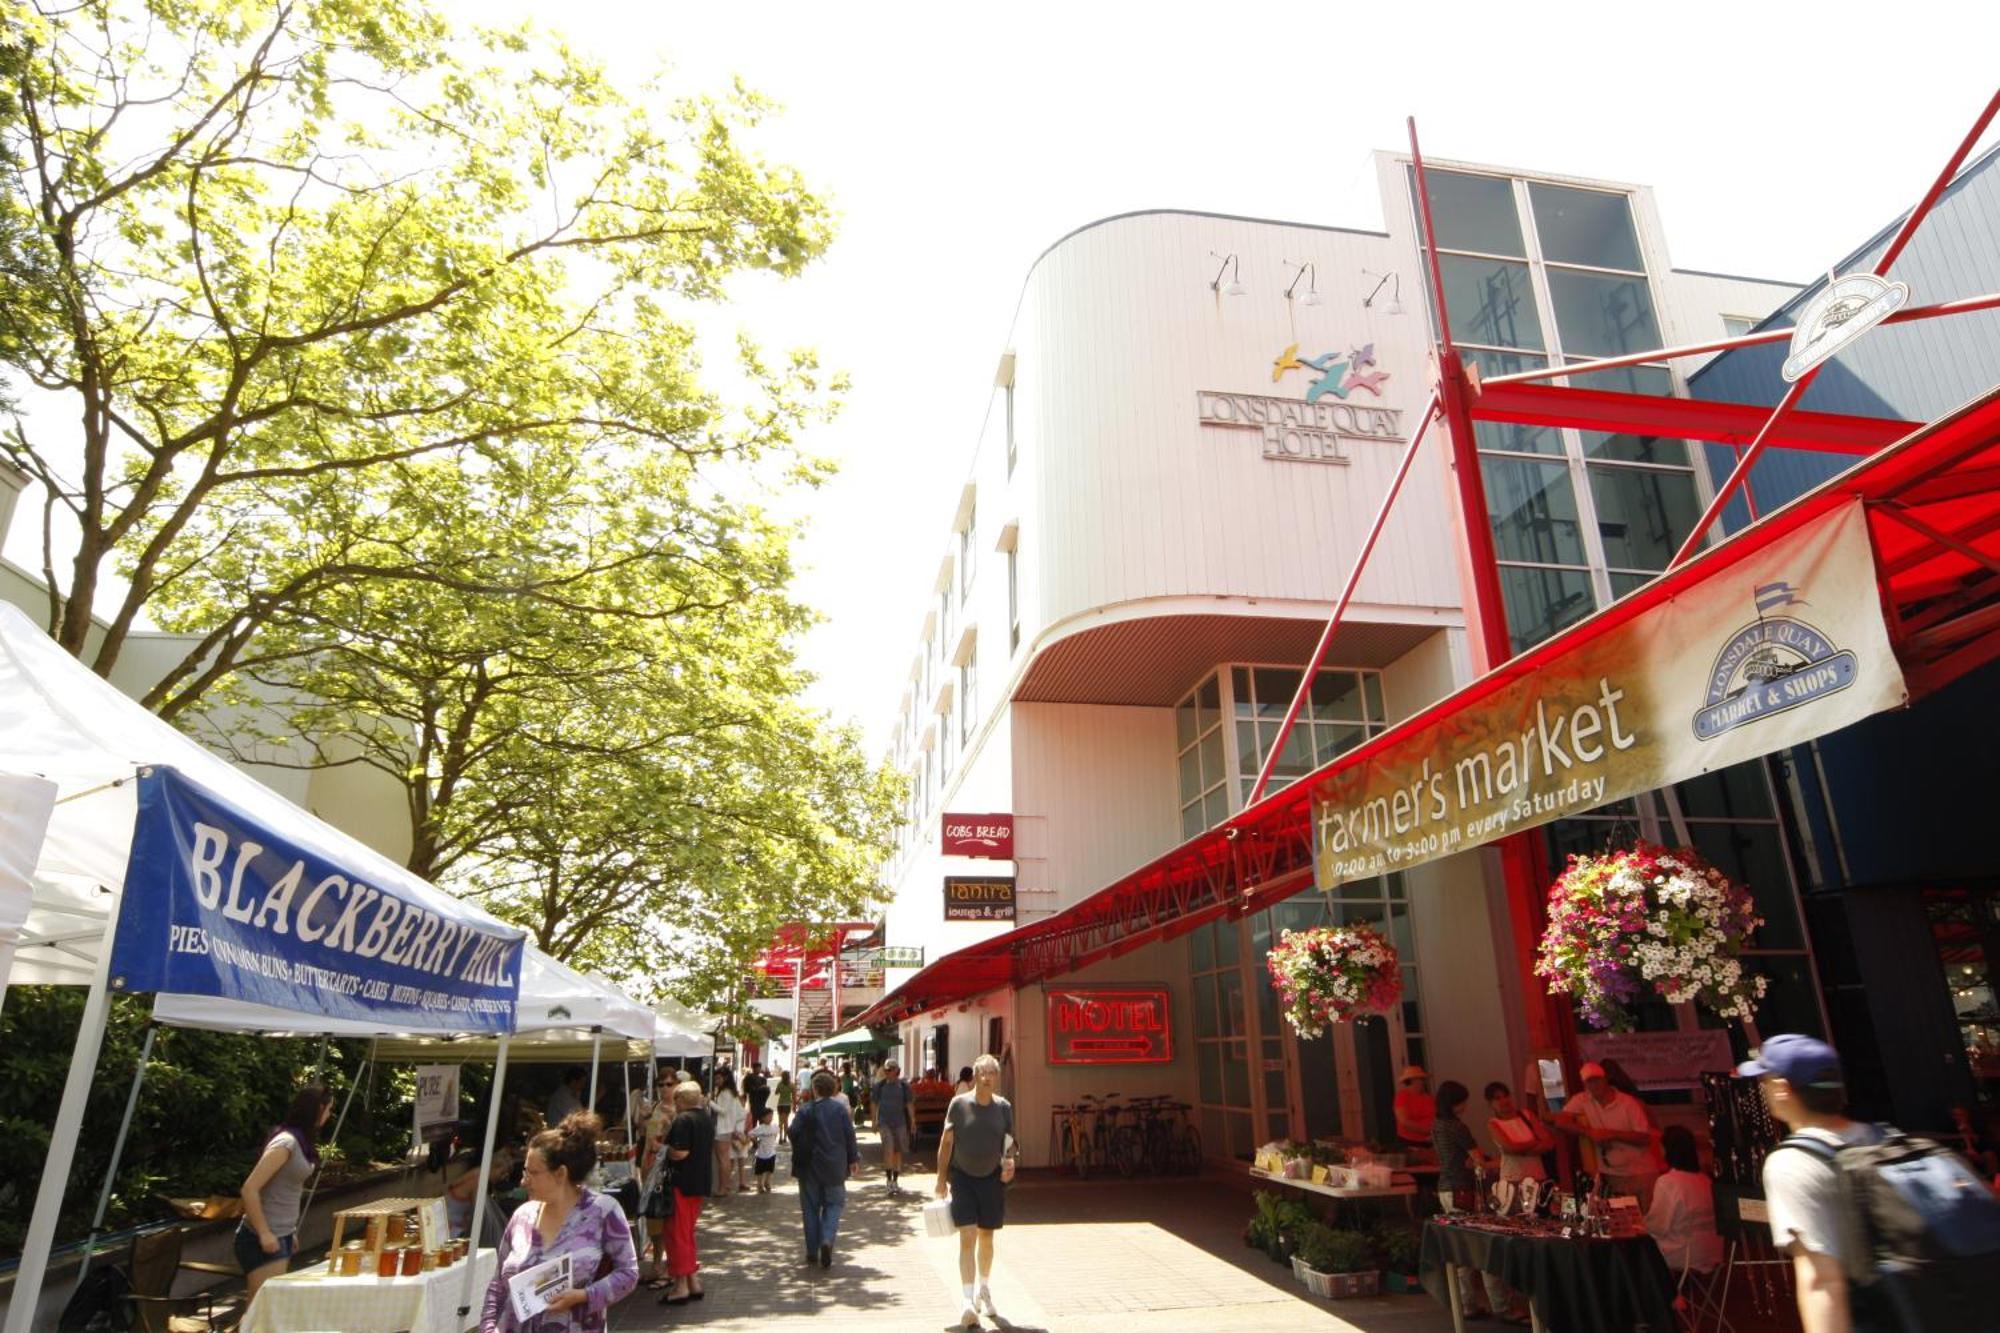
[1535,842,1769,1032]
[1266,924,1402,1039]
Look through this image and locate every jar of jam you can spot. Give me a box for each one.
[375,1246,400,1278]
[399,1244,423,1277]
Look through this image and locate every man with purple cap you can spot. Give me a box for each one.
[1739,1034,1874,1333]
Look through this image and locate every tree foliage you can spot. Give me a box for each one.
[0,0,831,701]
[0,0,904,1004]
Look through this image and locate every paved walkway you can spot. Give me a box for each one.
[608,1129,1457,1332]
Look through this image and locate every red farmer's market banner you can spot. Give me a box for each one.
[942,813,1014,859]
[1313,500,1906,888]
[1046,985,1173,1064]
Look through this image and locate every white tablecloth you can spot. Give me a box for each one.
[243,1247,498,1333]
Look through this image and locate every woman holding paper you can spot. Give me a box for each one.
[481,1111,638,1332]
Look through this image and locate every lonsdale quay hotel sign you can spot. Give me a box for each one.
[1197,342,1402,465]
[1312,501,1905,887]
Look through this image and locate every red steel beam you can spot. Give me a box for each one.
[1247,394,1441,805]
[1470,380,1917,453]
[1671,87,2000,569]
[1485,290,2000,387]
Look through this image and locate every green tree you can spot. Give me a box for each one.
[0,0,831,709]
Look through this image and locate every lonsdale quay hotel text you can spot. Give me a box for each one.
[850,144,2000,1166]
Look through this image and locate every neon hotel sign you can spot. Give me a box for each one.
[1045,985,1173,1064]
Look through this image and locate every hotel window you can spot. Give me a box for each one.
[959,502,976,598]
[1174,674,1227,841]
[1006,547,1020,654]
[959,656,977,746]
[1231,665,1388,805]
[1415,170,1705,651]
[1721,314,1759,338]
[1005,381,1017,475]
[1190,914,1254,1161]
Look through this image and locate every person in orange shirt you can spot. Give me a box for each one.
[1394,1065,1436,1152]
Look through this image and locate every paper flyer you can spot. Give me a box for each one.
[507,1252,572,1322]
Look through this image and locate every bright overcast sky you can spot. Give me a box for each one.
[10,1,1997,755]
[501,0,1994,753]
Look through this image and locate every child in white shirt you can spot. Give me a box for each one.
[749,1107,782,1192]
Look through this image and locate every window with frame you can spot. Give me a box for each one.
[959,502,976,598]
[1005,382,1017,475]
[1413,170,1706,651]
[1006,547,1020,654]
[959,656,976,746]
[1174,665,1388,837]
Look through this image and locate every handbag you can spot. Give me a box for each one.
[923,1197,956,1238]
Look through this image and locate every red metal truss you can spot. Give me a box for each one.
[1468,381,1918,454]
[751,922,879,996]
[853,387,2000,1029]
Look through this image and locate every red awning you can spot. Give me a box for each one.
[854,384,2000,1029]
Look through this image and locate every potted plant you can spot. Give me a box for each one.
[1265,924,1402,1038]
[1371,1219,1423,1294]
[1295,1225,1380,1298]
[1535,841,1768,1030]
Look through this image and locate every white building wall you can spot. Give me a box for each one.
[1010,702,1179,914]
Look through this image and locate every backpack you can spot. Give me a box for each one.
[1780,1126,2000,1331]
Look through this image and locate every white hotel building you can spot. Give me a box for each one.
[870,152,1797,1164]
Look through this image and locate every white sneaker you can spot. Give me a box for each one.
[959,1303,980,1327]
[976,1288,998,1316]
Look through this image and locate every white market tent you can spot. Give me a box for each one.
[0,602,648,1329]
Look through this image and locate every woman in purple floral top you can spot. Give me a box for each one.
[481,1112,639,1332]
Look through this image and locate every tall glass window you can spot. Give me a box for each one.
[1006,547,1020,654]
[1415,170,1706,642]
[959,657,977,747]
[959,502,976,598]
[1231,665,1387,804]
[1175,674,1227,840]
[1189,916,1254,1161]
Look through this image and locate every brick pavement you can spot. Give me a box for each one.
[607,1128,1458,1333]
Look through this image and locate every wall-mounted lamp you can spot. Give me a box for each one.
[1283,261,1322,307]
[1209,251,1246,298]
[1362,268,1405,315]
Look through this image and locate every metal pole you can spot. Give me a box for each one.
[72,1022,157,1294]
[1872,86,2000,278]
[4,890,123,1333]
[1248,395,1441,805]
[1480,291,2000,387]
[459,1032,510,1320]
[586,1027,603,1118]
[298,1044,370,1230]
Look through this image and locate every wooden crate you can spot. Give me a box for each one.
[327,1196,433,1253]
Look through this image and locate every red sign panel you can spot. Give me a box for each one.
[942,812,1014,860]
[1045,985,1173,1065]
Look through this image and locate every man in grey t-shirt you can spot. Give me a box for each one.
[936,1054,1013,1327]
[872,1060,916,1193]
[1741,1034,1881,1333]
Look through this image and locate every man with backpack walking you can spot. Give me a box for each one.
[1743,1033,2000,1332]
[789,1069,860,1269]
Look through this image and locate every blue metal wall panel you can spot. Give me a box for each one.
[1690,142,2000,527]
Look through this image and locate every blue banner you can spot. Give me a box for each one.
[109,767,523,1032]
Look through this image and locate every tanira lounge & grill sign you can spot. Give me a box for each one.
[1313,501,1906,888]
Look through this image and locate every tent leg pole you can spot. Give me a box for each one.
[587,1027,602,1117]
[72,1022,156,1294]
[460,1033,510,1321]
[298,1045,367,1229]
[4,925,120,1333]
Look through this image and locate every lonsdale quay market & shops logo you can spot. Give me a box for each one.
[1196,342,1401,465]
[1692,582,1858,740]
[1304,502,1906,890]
